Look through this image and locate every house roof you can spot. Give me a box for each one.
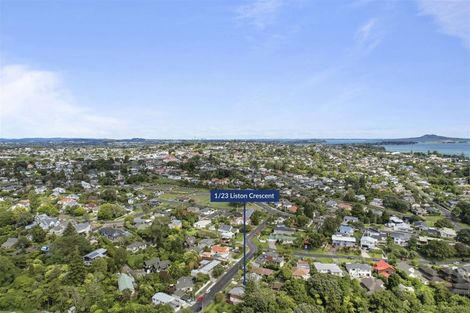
[118,273,135,292]
[1,237,18,249]
[361,277,384,293]
[176,276,194,290]
[212,245,230,253]
[292,267,310,277]
[374,260,394,271]
[251,267,274,276]
[313,262,342,273]
[345,263,371,271]
[229,286,245,297]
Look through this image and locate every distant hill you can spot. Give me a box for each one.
[0,134,467,146]
[378,134,469,145]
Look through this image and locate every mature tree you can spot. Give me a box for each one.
[369,290,406,313]
[387,273,401,289]
[420,240,455,260]
[31,225,47,243]
[0,256,17,286]
[63,222,77,237]
[37,204,59,217]
[434,218,454,229]
[294,303,324,313]
[456,201,470,224]
[456,229,470,245]
[383,196,409,212]
[97,203,125,220]
[66,250,86,285]
[212,264,224,278]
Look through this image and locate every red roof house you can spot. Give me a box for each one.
[373,260,395,278]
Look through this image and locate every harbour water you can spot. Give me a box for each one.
[324,139,470,157]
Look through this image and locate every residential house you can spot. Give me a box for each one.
[292,260,310,280]
[151,292,185,311]
[387,216,411,231]
[1,237,18,249]
[74,222,91,236]
[27,214,60,231]
[83,248,107,266]
[364,228,387,243]
[191,260,221,276]
[313,262,343,276]
[144,258,171,273]
[391,231,412,246]
[194,219,212,229]
[133,217,152,229]
[397,261,424,282]
[361,277,385,294]
[126,241,147,253]
[360,235,378,250]
[373,260,395,278]
[273,225,296,236]
[253,251,285,268]
[169,219,182,230]
[343,216,359,224]
[332,234,356,247]
[218,224,236,239]
[118,273,135,293]
[211,245,230,260]
[345,263,372,279]
[439,227,457,239]
[228,287,245,304]
[251,266,275,277]
[99,227,129,241]
[339,224,354,236]
[175,276,194,293]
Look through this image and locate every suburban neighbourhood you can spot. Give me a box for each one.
[0,142,469,313]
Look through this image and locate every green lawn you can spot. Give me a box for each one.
[423,215,442,227]
[203,301,235,313]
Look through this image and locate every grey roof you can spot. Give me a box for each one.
[74,222,90,232]
[144,257,170,270]
[127,241,146,249]
[361,277,384,293]
[176,276,194,290]
[345,263,371,271]
[84,248,107,260]
[1,237,18,249]
[391,231,412,240]
[313,262,342,273]
[229,286,245,297]
[219,224,233,232]
[118,273,135,292]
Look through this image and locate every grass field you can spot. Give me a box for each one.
[423,215,442,227]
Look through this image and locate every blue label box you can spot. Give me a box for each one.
[210,189,279,203]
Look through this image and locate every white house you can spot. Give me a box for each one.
[151,292,185,310]
[194,219,211,229]
[387,216,411,231]
[313,262,343,276]
[360,235,378,250]
[439,227,457,238]
[191,260,221,276]
[332,234,356,247]
[345,263,372,279]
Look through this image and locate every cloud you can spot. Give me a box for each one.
[355,18,382,53]
[417,0,470,50]
[0,64,123,138]
[235,0,284,30]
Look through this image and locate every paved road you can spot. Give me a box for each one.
[256,202,294,218]
[191,220,267,312]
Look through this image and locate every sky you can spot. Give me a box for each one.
[0,0,469,139]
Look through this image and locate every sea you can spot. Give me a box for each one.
[324,139,470,157]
